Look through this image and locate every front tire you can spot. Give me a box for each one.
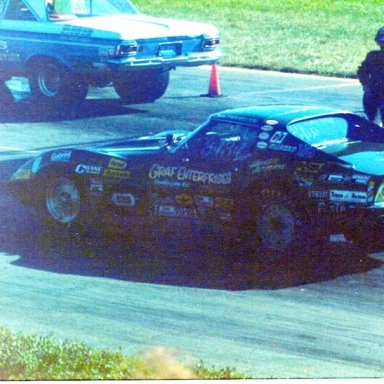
[113,69,170,104]
[45,176,85,227]
[28,60,88,109]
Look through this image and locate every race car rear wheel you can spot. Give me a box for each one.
[244,189,323,260]
[113,69,170,104]
[45,176,84,226]
[28,60,88,108]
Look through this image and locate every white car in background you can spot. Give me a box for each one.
[0,0,221,107]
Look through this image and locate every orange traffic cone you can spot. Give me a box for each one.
[206,63,222,97]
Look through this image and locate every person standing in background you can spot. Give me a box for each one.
[357,27,384,126]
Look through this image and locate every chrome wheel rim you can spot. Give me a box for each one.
[257,204,296,250]
[46,177,81,224]
[38,64,61,97]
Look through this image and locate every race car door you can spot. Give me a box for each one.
[148,119,258,224]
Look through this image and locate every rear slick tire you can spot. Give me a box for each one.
[113,69,170,104]
[28,60,88,109]
[245,189,325,261]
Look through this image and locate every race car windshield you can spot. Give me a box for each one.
[289,115,384,176]
[48,0,140,16]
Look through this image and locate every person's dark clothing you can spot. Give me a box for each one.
[357,50,384,121]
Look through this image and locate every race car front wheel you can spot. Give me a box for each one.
[113,69,170,104]
[45,176,84,226]
[28,60,88,108]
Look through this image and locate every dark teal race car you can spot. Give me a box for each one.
[9,105,384,258]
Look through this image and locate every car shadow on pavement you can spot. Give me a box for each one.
[0,157,382,291]
[1,210,382,291]
[0,94,146,123]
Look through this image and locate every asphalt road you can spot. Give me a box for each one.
[0,67,383,378]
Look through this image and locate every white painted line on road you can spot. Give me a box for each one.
[205,65,360,83]
[0,146,38,154]
[238,82,360,96]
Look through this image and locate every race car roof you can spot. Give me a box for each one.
[213,105,349,125]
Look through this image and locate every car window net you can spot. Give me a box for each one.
[192,121,259,160]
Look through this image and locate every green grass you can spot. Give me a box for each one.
[0,328,248,380]
[135,0,384,77]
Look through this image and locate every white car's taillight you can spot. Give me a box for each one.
[203,36,220,50]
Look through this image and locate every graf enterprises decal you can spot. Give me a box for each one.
[148,164,231,185]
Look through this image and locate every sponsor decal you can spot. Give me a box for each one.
[156,205,177,217]
[258,132,270,141]
[0,53,20,62]
[297,176,314,187]
[296,161,324,174]
[112,193,135,207]
[152,195,175,205]
[328,174,344,182]
[154,179,189,188]
[323,174,371,185]
[256,141,268,150]
[75,164,102,175]
[108,158,127,170]
[99,46,115,58]
[90,178,103,193]
[251,159,286,174]
[317,201,347,214]
[260,125,274,132]
[149,164,231,185]
[31,156,42,174]
[194,195,214,207]
[13,168,31,180]
[155,205,197,218]
[309,190,329,199]
[265,120,279,125]
[352,174,371,185]
[176,194,194,207]
[330,190,368,204]
[103,169,131,179]
[215,197,234,210]
[270,131,288,144]
[269,143,297,153]
[368,181,375,191]
[330,203,347,213]
[219,212,233,222]
[51,151,72,162]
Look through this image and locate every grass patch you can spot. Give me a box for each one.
[0,327,248,380]
[134,0,384,77]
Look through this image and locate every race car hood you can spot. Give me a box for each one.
[57,14,219,40]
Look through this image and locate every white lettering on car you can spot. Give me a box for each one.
[75,164,102,175]
[330,190,368,204]
[148,164,231,185]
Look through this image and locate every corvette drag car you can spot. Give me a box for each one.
[0,0,221,107]
[9,105,384,259]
